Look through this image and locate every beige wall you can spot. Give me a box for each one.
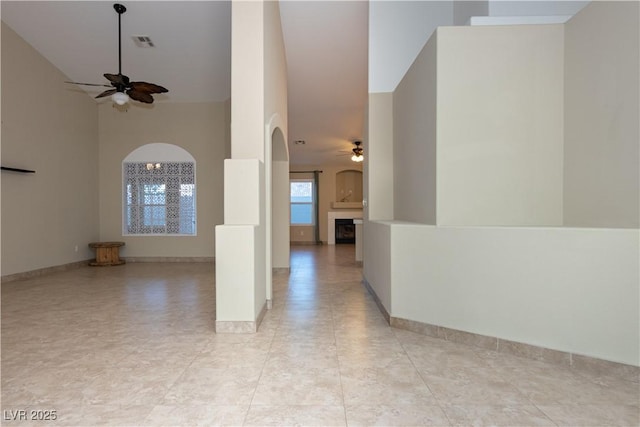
[363,220,392,311]
[388,223,639,366]
[224,98,232,160]
[335,170,363,202]
[1,22,99,276]
[563,1,639,228]
[264,0,290,272]
[290,163,363,244]
[272,159,290,267]
[364,1,639,367]
[98,102,227,258]
[264,0,288,130]
[231,1,265,161]
[437,25,564,226]
[393,32,437,224]
[366,92,394,221]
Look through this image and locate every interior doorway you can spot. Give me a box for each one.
[266,118,289,309]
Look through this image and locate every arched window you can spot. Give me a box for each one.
[122,143,196,235]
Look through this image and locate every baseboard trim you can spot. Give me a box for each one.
[363,278,639,383]
[124,257,214,263]
[215,320,258,333]
[215,301,267,334]
[256,301,267,327]
[2,257,214,283]
[1,260,92,283]
[290,241,325,246]
[362,278,390,324]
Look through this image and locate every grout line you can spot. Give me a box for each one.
[332,297,349,427]
[530,402,561,427]
[242,275,282,426]
[395,330,454,426]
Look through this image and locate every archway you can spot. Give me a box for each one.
[265,115,289,308]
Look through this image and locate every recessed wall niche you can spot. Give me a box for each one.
[335,170,363,202]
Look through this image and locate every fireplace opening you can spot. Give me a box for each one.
[335,219,355,244]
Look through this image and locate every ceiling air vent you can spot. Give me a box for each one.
[132,35,155,48]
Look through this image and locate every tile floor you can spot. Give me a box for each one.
[1,245,638,426]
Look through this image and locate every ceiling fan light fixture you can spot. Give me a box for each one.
[351,153,363,162]
[112,91,129,105]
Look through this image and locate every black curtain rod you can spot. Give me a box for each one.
[1,166,36,174]
[289,170,323,174]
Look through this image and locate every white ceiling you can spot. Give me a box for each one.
[1,0,368,167]
[280,1,368,166]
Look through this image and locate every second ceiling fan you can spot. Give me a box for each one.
[66,3,168,105]
[338,140,364,162]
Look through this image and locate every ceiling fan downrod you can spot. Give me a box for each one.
[114,3,126,78]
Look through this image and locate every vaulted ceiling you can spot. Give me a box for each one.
[1,1,368,166]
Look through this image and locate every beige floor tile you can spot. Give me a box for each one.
[338,347,414,370]
[1,404,154,427]
[340,364,437,406]
[81,365,184,406]
[55,404,154,427]
[420,367,530,406]
[576,373,640,405]
[345,404,451,426]
[142,404,249,426]
[537,404,640,426]
[498,364,638,405]
[2,366,104,407]
[244,405,347,426]
[162,366,262,405]
[334,326,398,342]
[188,340,271,369]
[272,328,338,345]
[266,341,340,369]
[443,404,556,426]
[251,366,344,406]
[403,340,490,373]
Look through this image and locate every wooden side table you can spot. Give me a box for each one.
[88,242,125,266]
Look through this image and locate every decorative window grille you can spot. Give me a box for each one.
[123,162,196,235]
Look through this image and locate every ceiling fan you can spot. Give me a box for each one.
[351,140,364,161]
[65,3,168,105]
[338,140,364,162]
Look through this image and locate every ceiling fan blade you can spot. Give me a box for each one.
[104,73,130,86]
[127,89,154,104]
[95,89,117,99]
[65,81,112,88]
[129,81,168,94]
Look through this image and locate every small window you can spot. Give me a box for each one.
[290,179,315,225]
[123,162,196,235]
